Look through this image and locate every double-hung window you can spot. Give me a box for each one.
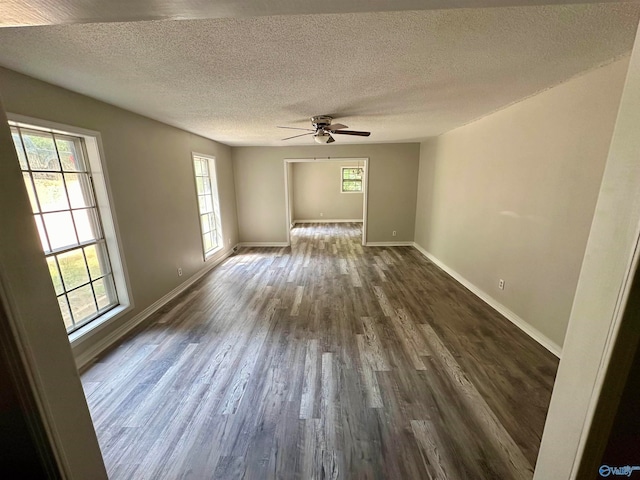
[193,154,222,258]
[341,166,363,193]
[10,119,127,335]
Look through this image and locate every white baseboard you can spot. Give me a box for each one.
[412,242,562,358]
[366,241,413,247]
[73,246,237,370]
[293,219,363,224]
[238,242,290,247]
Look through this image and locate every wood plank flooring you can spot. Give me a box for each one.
[81,222,558,479]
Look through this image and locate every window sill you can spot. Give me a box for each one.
[68,303,131,348]
[204,245,224,261]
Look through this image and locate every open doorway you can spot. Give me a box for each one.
[284,157,369,246]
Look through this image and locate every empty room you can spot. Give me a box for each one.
[1,2,640,479]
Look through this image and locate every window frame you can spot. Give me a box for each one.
[191,153,223,260]
[341,166,364,193]
[8,114,131,343]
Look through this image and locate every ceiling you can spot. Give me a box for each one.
[0,2,639,146]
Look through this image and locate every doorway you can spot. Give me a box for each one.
[284,157,369,246]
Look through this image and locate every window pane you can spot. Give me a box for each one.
[46,257,64,295]
[73,209,100,243]
[67,284,97,325]
[93,275,116,310]
[34,215,50,252]
[201,159,209,176]
[198,195,211,214]
[196,176,204,194]
[343,180,362,192]
[22,130,61,171]
[194,159,203,176]
[55,136,85,171]
[58,296,74,330]
[58,248,90,291]
[203,177,211,194]
[84,243,110,279]
[201,213,212,234]
[203,232,214,253]
[65,173,93,208]
[32,172,69,212]
[43,211,77,250]
[11,129,28,170]
[22,173,39,213]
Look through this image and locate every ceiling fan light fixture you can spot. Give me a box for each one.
[314,131,332,144]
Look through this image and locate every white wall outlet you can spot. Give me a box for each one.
[320,212,323,217]
[392,230,397,237]
[499,279,505,290]
[228,238,231,245]
[177,267,183,277]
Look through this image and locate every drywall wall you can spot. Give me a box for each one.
[233,143,419,244]
[287,161,295,227]
[292,161,363,222]
[0,67,239,362]
[414,57,629,350]
[535,24,640,479]
[0,97,107,477]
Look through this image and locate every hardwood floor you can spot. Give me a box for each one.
[81,222,558,479]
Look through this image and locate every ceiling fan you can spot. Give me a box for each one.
[278,115,370,144]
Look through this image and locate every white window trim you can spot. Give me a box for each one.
[8,113,133,345]
[341,166,364,193]
[191,152,223,261]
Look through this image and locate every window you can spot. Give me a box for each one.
[10,119,126,335]
[341,166,363,193]
[193,154,222,258]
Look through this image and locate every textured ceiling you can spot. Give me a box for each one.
[0,0,633,27]
[0,4,639,146]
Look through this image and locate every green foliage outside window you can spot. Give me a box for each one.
[342,167,363,192]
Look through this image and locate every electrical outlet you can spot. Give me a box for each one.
[392,230,397,237]
[498,279,505,290]
[228,238,231,245]
[177,267,183,277]
[320,212,323,217]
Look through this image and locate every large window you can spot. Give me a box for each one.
[341,166,363,193]
[10,120,125,334]
[193,154,222,258]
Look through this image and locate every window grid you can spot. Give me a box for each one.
[341,167,363,192]
[193,155,220,257]
[11,124,118,333]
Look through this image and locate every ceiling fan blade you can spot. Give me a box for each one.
[327,134,335,144]
[277,126,315,131]
[327,123,348,131]
[332,130,371,137]
[282,132,314,141]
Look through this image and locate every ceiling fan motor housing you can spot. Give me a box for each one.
[311,115,333,130]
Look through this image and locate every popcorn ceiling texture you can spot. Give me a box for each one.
[0,4,638,146]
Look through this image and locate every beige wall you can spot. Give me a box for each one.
[287,161,295,226]
[233,143,419,244]
[535,25,640,479]
[414,58,629,349]
[292,161,363,221]
[0,67,239,361]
